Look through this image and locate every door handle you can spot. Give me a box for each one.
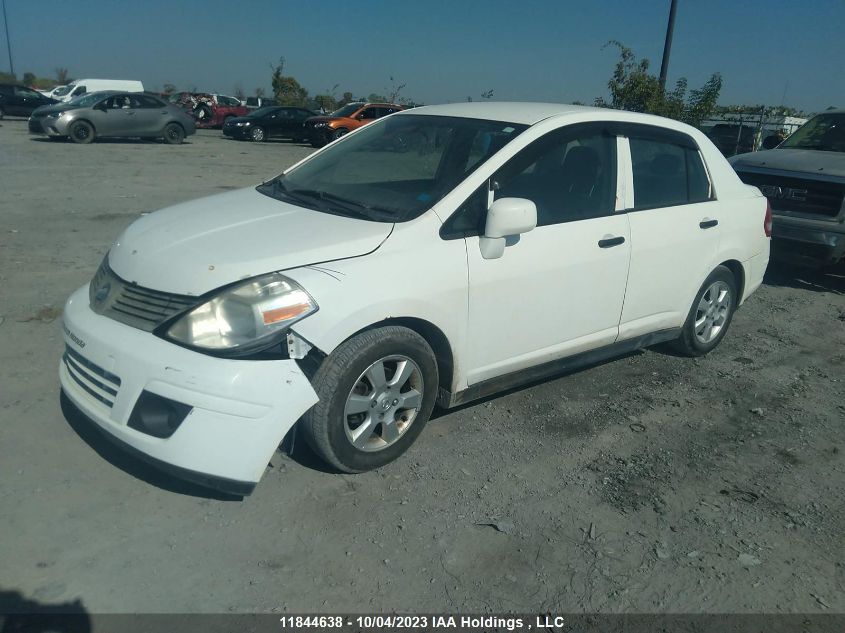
[699,219,718,229]
[598,236,625,248]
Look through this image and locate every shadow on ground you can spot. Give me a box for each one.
[0,589,90,633]
[764,260,845,295]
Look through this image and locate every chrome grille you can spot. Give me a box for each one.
[89,260,199,332]
[737,171,845,218]
[62,345,122,408]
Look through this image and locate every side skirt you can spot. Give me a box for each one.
[440,328,681,409]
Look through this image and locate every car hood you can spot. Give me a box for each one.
[108,187,393,296]
[224,116,251,124]
[730,148,845,179]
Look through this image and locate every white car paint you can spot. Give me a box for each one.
[58,79,144,102]
[60,102,769,493]
[109,188,393,296]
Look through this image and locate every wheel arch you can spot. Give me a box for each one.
[164,120,186,133]
[718,259,745,304]
[311,317,455,398]
[70,117,96,132]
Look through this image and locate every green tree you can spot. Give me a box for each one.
[594,41,722,127]
[22,72,36,86]
[270,57,310,107]
[162,83,177,95]
[339,91,354,106]
[55,67,69,84]
[0,71,16,83]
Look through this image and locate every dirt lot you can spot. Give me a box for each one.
[1,118,844,615]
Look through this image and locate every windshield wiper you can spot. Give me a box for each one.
[288,188,390,220]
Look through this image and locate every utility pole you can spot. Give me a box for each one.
[658,0,678,91]
[2,0,13,77]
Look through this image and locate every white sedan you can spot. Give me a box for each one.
[60,102,770,494]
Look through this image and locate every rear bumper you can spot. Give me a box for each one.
[59,285,319,493]
[771,215,845,264]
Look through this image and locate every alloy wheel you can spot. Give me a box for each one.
[343,355,424,452]
[694,280,731,344]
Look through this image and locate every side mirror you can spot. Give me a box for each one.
[479,197,537,259]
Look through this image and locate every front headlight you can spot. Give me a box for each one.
[312,122,327,128]
[236,121,250,127]
[165,273,317,353]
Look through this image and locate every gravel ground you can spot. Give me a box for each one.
[1,119,844,615]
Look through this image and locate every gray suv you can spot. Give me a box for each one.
[729,110,845,267]
[28,91,196,144]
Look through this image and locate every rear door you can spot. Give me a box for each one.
[619,126,720,339]
[127,94,169,135]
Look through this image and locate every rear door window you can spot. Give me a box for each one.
[629,136,711,209]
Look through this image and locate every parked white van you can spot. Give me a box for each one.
[58,79,144,102]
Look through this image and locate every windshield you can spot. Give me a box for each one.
[330,103,363,118]
[52,85,70,96]
[257,114,528,222]
[781,113,845,152]
[249,106,278,118]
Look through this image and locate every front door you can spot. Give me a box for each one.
[460,124,631,385]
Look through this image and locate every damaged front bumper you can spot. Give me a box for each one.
[59,285,319,495]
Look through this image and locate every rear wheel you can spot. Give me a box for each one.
[250,126,266,142]
[301,326,438,473]
[69,120,95,144]
[162,123,185,144]
[672,266,737,356]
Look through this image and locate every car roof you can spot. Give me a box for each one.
[399,101,718,136]
[401,102,611,125]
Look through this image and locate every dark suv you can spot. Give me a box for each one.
[730,110,845,267]
[0,84,57,119]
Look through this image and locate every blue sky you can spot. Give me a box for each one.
[3,0,842,113]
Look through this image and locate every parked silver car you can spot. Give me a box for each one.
[28,91,196,144]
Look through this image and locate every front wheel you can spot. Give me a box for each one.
[331,127,349,142]
[250,126,266,142]
[672,266,738,356]
[301,326,438,473]
[162,123,185,144]
[69,120,95,144]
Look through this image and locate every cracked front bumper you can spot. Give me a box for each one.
[59,285,319,494]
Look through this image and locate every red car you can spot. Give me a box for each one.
[169,92,249,129]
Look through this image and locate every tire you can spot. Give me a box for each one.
[68,120,95,144]
[301,326,439,473]
[162,123,185,145]
[672,265,738,356]
[331,127,349,142]
[250,126,266,142]
[193,104,212,122]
